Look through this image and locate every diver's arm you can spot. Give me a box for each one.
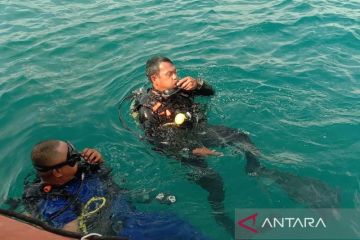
[177,76,215,96]
[63,219,80,233]
[193,79,215,96]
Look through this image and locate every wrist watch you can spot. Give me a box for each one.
[196,79,204,90]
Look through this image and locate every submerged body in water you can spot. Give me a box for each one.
[126,56,341,238]
[131,58,339,227]
[133,86,340,209]
[23,163,210,240]
[24,140,210,240]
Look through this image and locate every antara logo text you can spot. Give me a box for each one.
[238,213,327,233]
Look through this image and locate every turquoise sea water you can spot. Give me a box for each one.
[1,0,360,239]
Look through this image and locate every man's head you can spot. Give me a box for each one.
[31,140,80,185]
[146,56,178,91]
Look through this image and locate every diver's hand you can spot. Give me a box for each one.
[192,147,223,157]
[81,148,104,164]
[177,76,198,91]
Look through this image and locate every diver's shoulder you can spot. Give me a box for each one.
[133,87,154,105]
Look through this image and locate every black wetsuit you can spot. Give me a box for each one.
[132,81,340,239]
[135,82,261,236]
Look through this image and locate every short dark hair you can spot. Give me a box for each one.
[145,56,173,81]
[31,140,62,167]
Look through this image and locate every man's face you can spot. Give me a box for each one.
[151,61,178,91]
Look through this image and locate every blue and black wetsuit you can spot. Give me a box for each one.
[23,164,210,240]
[133,82,261,236]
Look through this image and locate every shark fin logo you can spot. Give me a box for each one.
[238,213,258,233]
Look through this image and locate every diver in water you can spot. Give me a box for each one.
[135,56,261,173]
[130,56,340,236]
[131,56,262,236]
[23,140,210,240]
